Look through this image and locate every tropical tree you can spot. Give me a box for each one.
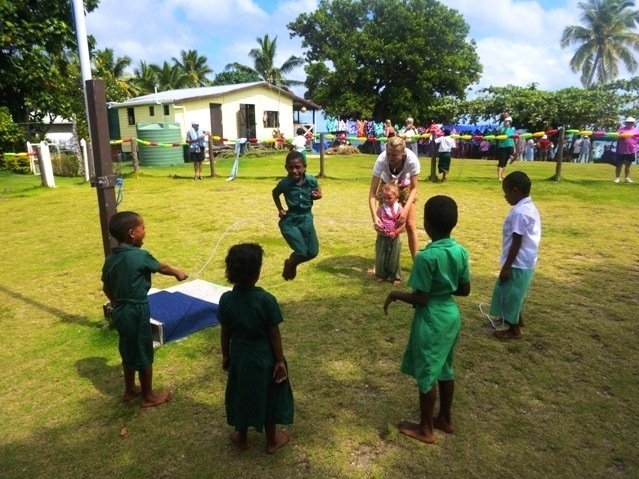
[561,0,639,87]
[153,61,189,90]
[171,49,213,87]
[130,61,159,95]
[92,48,135,101]
[0,0,100,131]
[225,34,304,89]
[288,0,482,121]
[212,69,261,85]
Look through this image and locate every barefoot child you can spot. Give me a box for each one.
[491,171,541,339]
[384,196,470,444]
[102,211,187,407]
[374,183,405,285]
[272,150,322,280]
[219,243,294,453]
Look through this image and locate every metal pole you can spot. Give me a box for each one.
[70,0,93,146]
[87,80,118,257]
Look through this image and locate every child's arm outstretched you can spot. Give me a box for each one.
[383,289,429,314]
[267,325,288,383]
[158,263,188,281]
[499,233,522,282]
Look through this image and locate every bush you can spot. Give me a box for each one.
[4,154,32,174]
[51,152,81,177]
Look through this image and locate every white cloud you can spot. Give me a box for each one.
[85,0,638,95]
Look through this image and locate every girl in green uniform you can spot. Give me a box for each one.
[384,196,471,444]
[272,150,322,280]
[219,243,294,453]
[102,211,187,408]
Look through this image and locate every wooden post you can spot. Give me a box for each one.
[208,135,216,177]
[318,133,325,178]
[554,126,564,182]
[429,134,438,182]
[86,79,118,257]
[130,138,140,172]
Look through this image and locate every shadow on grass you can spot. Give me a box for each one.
[0,283,99,328]
[75,356,123,398]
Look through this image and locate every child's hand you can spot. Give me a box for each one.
[383,292,396,315]
[311,188,322,200]
[222,355,230,372]
[278,209,287,218]
[176,271,188,281]
[499,265,512,282]
[272,361,288,383]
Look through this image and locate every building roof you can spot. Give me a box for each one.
[109,81,320,110]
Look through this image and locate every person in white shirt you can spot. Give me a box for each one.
[490,171,541,340]
[399,117,419,156]
[434,128,456,182]
[292,127,308,161]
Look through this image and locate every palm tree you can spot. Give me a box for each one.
[561,0,639,87]
[92,48,135,101]
[153,61,189,91]
[172,49,213,87]
[130,61,159,95]
[225,34,304,89]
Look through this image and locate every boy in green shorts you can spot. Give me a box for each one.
[491,171,541,339]
[102,211,187,407]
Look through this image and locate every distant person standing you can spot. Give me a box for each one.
[615,117,637,183]
[538,135,553,161]
[571,136,582,163]
[525,138,535,162]
[496,116,515,180]
[186,121,207,180]
[578,136,591,163]
[400,117,420,156]
[292,127,308,161]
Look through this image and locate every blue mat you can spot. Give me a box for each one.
[148,291,219,343]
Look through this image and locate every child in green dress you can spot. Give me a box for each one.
[384,196,471,444]
[219,243,294,453]
[102,211,187,408]
[272,150,322,280]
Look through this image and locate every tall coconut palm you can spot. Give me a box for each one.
[172,49,213,87]
[561,0,639,87]
[225,34,304,89]
[153,61,189,90]
[130,61,159,95]
[92,48,135,101]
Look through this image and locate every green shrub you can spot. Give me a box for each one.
[4,154,31,174]
[51,152,81,177]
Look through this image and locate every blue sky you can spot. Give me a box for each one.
[85,0,607,98]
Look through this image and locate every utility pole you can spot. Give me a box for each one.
[87,80,118,257]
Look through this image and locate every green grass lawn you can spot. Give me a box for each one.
[0,154,638,479]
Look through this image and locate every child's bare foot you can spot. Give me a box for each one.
[397,421,435,444]
[366,267,376,277]
[375,275,385,282]
[230,431,250,450]
[493,327,521,340]
[282,259,297,280]
[433,415,454,434]
[122,386,141,402]
[140,390,173,408]
[392,279,402,286]
[266,430,289,454]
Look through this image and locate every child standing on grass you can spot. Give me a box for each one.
[374,183,405,285]
[434,128,456,182]
[219,243,294,454]
[490,171,541,340]
[384,196,470,444]
[102,211,187,408]
[272,150,322,280]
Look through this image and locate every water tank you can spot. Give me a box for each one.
[136,122,183,166]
